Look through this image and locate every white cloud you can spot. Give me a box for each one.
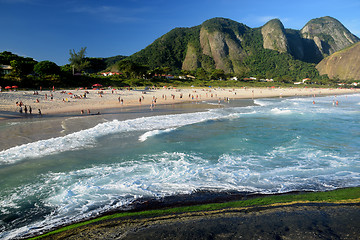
[69,4,151,23]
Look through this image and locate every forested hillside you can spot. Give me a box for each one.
[125,17,345,81]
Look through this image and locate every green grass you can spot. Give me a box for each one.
[29,187,360,239]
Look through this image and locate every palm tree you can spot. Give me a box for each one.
[69,47,90,74]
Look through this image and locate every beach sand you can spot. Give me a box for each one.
[0,87,359,119]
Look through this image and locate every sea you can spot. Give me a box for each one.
[0,93,359,239]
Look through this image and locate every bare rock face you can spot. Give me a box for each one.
[198,26,246,73]
[261,19,289,53]
[301,16,359,56]
[317,41,360,80]
[182,43,199,71]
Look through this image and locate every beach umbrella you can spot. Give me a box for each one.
[12,86,18,89]
[92,84,102,87]
[5,86,11,89]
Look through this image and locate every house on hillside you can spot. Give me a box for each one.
[154,74,174,79]
[101,72,121,76]
[0,65,12,75]
[294,78,311,85]
[179,75,195,80]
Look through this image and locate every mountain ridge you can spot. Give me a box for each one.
[124,16,359,79]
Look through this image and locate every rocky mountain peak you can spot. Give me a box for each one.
[301,16,359,56]
[261,19,289,53]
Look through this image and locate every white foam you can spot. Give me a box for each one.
[254,99,273,106]
[139,128,176,142]
[270,108,293,115]
[2,146,360,239]
[0,110,226,165]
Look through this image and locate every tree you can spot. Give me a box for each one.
[117,60,148,78]
[34,61,60,76]
[210,69,225,80]
[162,66,171,74]
[69,47,90,74]
[10,59,36,76]
[195,68,207,80]
[85,57,107,73]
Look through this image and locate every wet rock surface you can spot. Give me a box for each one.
[42,203,360,240]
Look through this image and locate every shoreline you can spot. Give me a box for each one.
[1,87,359,120]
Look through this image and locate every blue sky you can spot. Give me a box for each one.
[1,0,360,66]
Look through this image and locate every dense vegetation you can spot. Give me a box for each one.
[128,26,201,72]
[124,18,326,82]
[0,51,129,89]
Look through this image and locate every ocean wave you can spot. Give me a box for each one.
[2,146,360,239]
[138,128,176,142]
[253,99,274,106]
[0,111,227,165]
[270,108,293,115]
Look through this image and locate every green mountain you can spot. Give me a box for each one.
[261,19,289,53]
[85,55,127,73]
[123,16,359,79]
[316,41,360,80]
[300,17,359,59]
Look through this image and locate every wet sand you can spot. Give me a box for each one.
[0,99,255,151]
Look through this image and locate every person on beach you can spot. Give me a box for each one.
[24,105,28,114]
[29,106,32,114]
[38,109,42,115]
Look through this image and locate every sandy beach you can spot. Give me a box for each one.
[1,87,359,119]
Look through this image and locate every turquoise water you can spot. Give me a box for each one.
[0,94,360,239]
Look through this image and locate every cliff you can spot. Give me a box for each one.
[316,42,360,80]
